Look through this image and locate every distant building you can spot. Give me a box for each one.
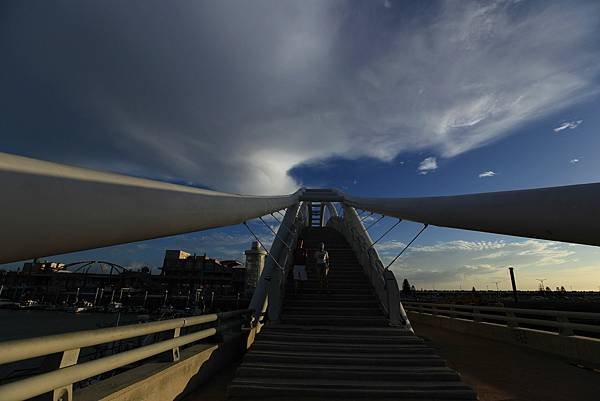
[161,250,246,297]
[22,260,65,274]
[244,242,266,291]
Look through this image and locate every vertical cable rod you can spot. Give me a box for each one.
[384,224,429,270]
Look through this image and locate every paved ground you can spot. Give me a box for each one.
[187,323,600,401]
[412,321,600,401]
[184,360,238,401]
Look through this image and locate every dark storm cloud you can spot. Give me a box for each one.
[1,0,599,193]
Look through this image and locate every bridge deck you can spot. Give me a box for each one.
[227,227,476,399]
[413,321,600,401]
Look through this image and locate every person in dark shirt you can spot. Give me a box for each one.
[314,242,330,289]
[293,239,308,294]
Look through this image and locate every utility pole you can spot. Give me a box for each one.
[490,281,501,291]
[508,267,518,304]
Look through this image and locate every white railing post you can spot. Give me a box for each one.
[473,307,482,322]
[506,311,518,328]
[171,328,181,362]
[52,348,80,401]
[384,270,402,326]
[557,315,574,336]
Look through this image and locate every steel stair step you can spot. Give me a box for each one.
[236,364,460,381]
[251,341,434,354]
[281,315,389,326]
[282,307,383,316]
[256,332,422,345]
[260,324,415,336]
[243,351,447,367]
[228,378,476,399]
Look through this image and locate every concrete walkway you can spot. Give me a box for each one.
[412,321,600,401]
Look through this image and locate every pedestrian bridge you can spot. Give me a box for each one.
[0,152,599,401]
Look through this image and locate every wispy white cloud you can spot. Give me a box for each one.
[478,170,496,178]
[553,120,583,133]
[377,239,508,253]
[417,157,438,175]
[570,158,580,164]
[378,238,577,267]
[473,250,509,260]
[377,237,594,289]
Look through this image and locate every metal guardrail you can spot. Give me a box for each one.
[327,206,410,329]
[0,309,250,401]
[248,202,306,323]
[403,302,600,337]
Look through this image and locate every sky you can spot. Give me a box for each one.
[2,0,600,290]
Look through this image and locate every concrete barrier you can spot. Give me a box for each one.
[408,311,600,368]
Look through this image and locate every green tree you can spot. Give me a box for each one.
[402,279,411,294]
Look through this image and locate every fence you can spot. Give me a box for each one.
[0,309,249,401]
[403,301,600,338]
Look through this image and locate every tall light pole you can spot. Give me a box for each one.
[508,267,518,303]
[490,281,502,291]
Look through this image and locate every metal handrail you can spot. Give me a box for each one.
[326,206,411,329]
[248,202,306,322]
[402,302,600,320]
[0,309,250,401]
[403,302,600,336]
[0,314,217,365]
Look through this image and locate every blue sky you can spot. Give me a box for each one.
[2,0,600,289]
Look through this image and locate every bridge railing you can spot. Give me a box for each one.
[328,205,411,329]
[403,301,600,338]
[0,309,249,401]
[248,202,307,323]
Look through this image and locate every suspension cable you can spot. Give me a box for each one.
[360,211,374,223]
[259,216,291,250]
[243,222,285,272]
[270,213,295,237]
[384,224,429,270]
[364,214,385,231]
[368,219,402,249]
[269,213,282,224]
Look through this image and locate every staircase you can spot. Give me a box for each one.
[309,202,323,227]
[228,227,476,400]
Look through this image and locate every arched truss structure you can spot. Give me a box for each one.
[60,260,130,275]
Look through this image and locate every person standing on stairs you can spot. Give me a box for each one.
[292,239,308,294]
[314,242,330,290]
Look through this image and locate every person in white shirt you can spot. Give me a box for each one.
[292,240,308,294]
